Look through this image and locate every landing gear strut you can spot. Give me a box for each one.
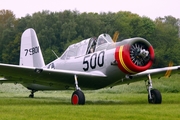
[71,75,85,105]
[29,90,37,98]
[146,74,162,104]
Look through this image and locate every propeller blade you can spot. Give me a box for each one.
[112,31,119,42]
[165,61,173,78]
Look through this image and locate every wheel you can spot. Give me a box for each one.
[148,89,162,104]
[71,90,85,105]
[29,94,34,98]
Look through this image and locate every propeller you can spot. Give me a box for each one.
[112,31,119,42]
[165,61,173,78]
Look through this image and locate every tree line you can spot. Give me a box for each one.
[0,9,180,68]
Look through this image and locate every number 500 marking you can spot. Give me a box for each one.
[83,51,105,71]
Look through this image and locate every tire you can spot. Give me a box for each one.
[29,94,34,98]
[71,90,85,105]
[148,89,162,104]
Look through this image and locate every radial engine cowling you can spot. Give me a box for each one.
[115,37,154,74]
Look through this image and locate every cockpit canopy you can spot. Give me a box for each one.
[97,34,113,46]
[96,34,113,51]
[60,34,113,60]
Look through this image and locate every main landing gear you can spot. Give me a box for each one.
[71,75,85,105]
[146,74,162,104]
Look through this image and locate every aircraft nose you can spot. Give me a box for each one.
[115,38,154,74]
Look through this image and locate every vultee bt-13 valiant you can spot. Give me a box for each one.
[0,28,179,105]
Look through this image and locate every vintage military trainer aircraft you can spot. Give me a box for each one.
[0,28,180,105]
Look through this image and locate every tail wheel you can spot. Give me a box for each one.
[29,94,34,98]
[148,89,162,104]
[71,90,85,105]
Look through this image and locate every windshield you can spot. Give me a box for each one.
[104,34,113,43]
[97,34,113,46]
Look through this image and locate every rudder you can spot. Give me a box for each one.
[19,28,45,67]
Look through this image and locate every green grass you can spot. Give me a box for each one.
[0,93,180,120]
[0,74,180,120]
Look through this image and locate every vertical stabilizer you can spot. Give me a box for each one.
[19,28,45,67]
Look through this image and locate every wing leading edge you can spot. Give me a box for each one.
[130,66,180,80]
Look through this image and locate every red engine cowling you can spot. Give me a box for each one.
[115,38,154,74]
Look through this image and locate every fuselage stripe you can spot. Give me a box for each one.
[119,46,136,74]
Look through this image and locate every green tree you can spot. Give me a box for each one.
[153,17,180,67]
[2,33,20,64]
[0,9,17,63]
[114,11,139,40]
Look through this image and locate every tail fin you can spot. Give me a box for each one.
[19,28,45,67]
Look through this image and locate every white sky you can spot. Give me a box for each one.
[1,0,180,20]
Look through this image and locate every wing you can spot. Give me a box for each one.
[130,66,180,80]
[0,63,106,87]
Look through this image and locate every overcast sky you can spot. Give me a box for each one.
[1,0,180,20]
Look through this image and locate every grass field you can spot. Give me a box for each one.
[0,74,180,120]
